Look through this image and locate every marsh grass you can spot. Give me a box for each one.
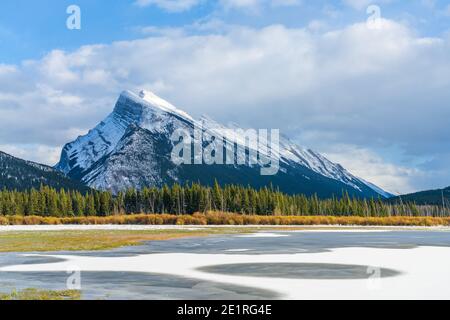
[0,288,81,300]
[0,212,449,227]
[0,227,262,252]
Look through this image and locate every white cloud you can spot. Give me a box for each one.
[342,0,393,11]
[138,26,187,37]
[0,144,61,166]
[324,145,423,195]
[1,20,450,192]
[271,0,301,6]
[342,0,373,10]
[220,0,260,11]
[133,0,300,13]
[0,64,17,75]
[220,0,300,12]
[134,0,202,12]
[307,20,328,32]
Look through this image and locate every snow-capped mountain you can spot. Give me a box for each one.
[56,90,391,198]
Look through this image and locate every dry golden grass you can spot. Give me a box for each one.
[0,227,265,252]
[0,288,80,300]
[1,212,449,227]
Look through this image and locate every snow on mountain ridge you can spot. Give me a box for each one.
[122,90,194,122]
[57,90,194,175]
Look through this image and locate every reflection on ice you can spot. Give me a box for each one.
[0,271,278,300]
[198,263,401,279]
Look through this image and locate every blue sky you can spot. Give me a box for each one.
[1,0,450,194]
[0,0,212,63]
[1,0,449,63]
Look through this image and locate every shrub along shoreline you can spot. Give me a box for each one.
[1,212,449,227]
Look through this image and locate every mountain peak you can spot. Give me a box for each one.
[120,90,194,122]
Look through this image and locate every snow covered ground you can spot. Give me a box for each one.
[2,246,450,299]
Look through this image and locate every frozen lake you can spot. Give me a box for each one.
[1,229,450,299]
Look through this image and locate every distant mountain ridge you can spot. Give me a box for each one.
[388,186,450,206]
[0,151,90,192]
[55,90,392,198]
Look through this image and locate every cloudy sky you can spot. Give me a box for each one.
[0,0,450,194]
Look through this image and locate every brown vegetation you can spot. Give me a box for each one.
[1,212,449,226]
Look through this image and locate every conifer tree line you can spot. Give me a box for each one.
[0,183,448,217]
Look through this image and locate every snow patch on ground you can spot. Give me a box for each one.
[2,246,450,299]
[236,233,289,238]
